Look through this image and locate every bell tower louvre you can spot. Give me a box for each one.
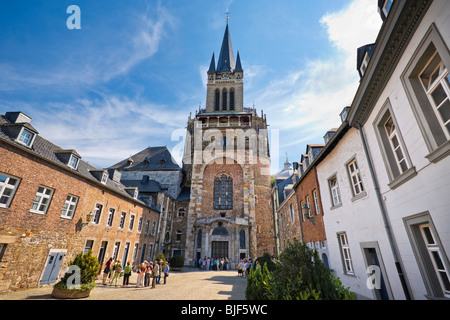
[182,20,274,267]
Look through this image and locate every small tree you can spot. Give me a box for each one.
[170,255,185,269]
[56,250,100,291]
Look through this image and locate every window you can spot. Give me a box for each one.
[178,208,185,217]
[338,233,354,275]
[240,230,245,249]
[138,217,143,232]
[300,200,305,222]
[312,190,320,215]
[68,154,80,170]
[145,220,150,234]
[93,204,103,224]
[215,89,220,111]
[113,242,120,260]
[382,0,394,16]
[197,229,202,248]
[30,186,54,214]
[17,127,35,147]
[230,89,235,110]
[151,221,156,236]
[101,172,108,184]
[119,212,126,229]
[214,174,233,210]
[0,173,20,208]
[347,159,365,197]
[420,52,450,138]
[222,89,227,110]
[420,224,450,297]
[289,203,295,223]
[176,230,182,242]
[61,195,78,219]
[106,208,115,227]
[360,52,370,76]
[329,176,341,207]
[129,214,135,230]
[306,196,311,218]
[402,25,450,162]
[374,101,415,188]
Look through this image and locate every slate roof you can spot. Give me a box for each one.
[216,23,236,73]
[0,113,152,207]
[109,146,181,171]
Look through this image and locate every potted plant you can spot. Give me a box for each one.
[169,255,185,271]
[52,250,100,299]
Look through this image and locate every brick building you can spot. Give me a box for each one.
[0,112,160,292]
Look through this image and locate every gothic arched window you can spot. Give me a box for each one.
[222,89,228,111]
[214,174,233,210]
[197,229,202,248]
[215,89,220,111]
[240,230,245,249]
[230,88,235,110]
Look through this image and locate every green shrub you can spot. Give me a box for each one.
[255,252,276,272]
[246,239,356,300]
[156,253,167,265]
[57,250,100,291]
[170,255,185,268]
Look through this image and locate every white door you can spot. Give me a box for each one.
[40,250,66,285]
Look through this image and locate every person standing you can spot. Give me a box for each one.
[163,261,170,285]
[110,260,122,286]
[102,258,113,285]
[144,261,152,287]
[157,259,163,284]
[136,263,146,288]
[123,261,132,287]
[152,260,159,288]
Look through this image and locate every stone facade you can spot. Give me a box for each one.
[0,116,160,292]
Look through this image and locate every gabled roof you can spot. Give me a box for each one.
[109,146,181,171]
[216,23,236,73]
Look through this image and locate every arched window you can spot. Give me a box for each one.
[222,89,228,111]
[230,88,235,110]
[197,229,202,248]
[214,174,233,210]
[240,230,245,249]
[215,89,220,111]
[178,208,185,217]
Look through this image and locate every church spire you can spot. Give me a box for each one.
[208,51,216,73]
[216,23,236,73]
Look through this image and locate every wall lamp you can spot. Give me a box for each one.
[302,204,315,225]
[79,211,94,231]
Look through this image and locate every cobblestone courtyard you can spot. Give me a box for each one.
[0,267,247,300]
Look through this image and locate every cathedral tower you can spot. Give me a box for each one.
[182,21,273,267]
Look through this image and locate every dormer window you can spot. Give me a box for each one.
[382,0,394,17]
[68,154,80,170]
[17,127,35,147]
[133,188,138,199]
[360,52,370,76]
[101,172,108,184]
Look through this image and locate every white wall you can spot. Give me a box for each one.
[361,1,450,300]
[317,127,406,299]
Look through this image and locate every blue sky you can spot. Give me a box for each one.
[0,0,382,173]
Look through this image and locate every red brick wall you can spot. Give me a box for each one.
[0,142,159,291]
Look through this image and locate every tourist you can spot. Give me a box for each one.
[102,258,112,285]
[198,257,203,271]
[136,263,146,288]
[163,261,170,284]
[123,261,132,287]
[157,259,163,284]
[110,259,122,286]
[144,261,152,287]
[152,260,159,288]
[202,257,206,271]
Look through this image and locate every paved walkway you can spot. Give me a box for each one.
[0,267,247,300]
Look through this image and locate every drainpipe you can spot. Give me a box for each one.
[357,124,412,300]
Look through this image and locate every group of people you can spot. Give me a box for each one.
[237,258,256,277]
[197,257,230,271]
[101,258,170,288]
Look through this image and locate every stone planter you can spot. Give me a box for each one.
[51,284,93,299]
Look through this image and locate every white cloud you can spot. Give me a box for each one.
[253,0,383,172]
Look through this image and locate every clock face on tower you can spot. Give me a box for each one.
[221,73,229,79]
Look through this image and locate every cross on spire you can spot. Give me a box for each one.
[225,9,230,23]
